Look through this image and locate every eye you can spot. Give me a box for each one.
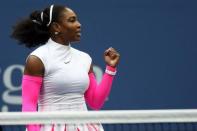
[68,17,77,23]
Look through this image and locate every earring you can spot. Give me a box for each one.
[54,32,59,35]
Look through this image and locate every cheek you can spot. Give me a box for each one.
[67,23,77,31]
[62,26,74,35]
[60,24,77,39]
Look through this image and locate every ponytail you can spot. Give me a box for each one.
[11,10,50,48]
[11,5,66,48]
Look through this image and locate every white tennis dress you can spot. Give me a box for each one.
[29,38,104,131]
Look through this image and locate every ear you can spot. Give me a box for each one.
[51,22,61,33]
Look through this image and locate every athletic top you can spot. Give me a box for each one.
[29,39,103,130]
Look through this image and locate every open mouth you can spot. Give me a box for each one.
[76,31,81,36]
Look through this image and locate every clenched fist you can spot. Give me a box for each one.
[104,47,120,67]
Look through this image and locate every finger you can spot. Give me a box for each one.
[104,47,113,55]
[108,47,114,51]
[108,49,119,57]
[113,53,120,59]
[111,53,117,59]
[104,50,110,56]
[111,52,120,60]
[108,47,118,54]
[107,51,117,59]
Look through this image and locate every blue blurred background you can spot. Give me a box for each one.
[0,0,197,112]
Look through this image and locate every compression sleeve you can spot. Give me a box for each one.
[84,66,116,110]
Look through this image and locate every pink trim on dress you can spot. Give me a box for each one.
[64,124,67,131]
[51,124,54,131]
[90,124,99,131]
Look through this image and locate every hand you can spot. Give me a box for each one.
[104,47,120,67]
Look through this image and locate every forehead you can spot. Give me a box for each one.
[60,8,77,18]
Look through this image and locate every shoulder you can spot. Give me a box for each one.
[27,44,49,66]
[24,44,48,76]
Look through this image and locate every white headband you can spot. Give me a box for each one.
[40,12,44,22]
[47,5,54,26]
[32,20,41,25]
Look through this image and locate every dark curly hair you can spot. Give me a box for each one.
[11,5,66,48]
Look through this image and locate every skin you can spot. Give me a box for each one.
[24,7,120,76]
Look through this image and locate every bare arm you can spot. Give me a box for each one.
[24,55,44,77]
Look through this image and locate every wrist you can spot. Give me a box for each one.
[106,65,116,71]
[105,65,117,75]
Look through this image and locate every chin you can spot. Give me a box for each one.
[70,35,81,43]
[75,37,81,41]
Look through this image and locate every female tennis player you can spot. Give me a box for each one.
[11,4,120,131]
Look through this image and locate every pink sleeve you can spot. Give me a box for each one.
[22,75,43,131]
[84,66,116,110]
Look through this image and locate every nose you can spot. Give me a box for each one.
[76,21,81,28]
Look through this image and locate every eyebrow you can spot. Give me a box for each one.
[67,16,77,20]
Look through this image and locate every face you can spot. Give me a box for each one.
[55,8,81,43]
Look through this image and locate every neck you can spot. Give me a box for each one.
[51,36,70,46]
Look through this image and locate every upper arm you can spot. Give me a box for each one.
[24,55,44,77]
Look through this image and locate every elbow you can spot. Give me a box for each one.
[85,95,105,110]
[88,102,104,110]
